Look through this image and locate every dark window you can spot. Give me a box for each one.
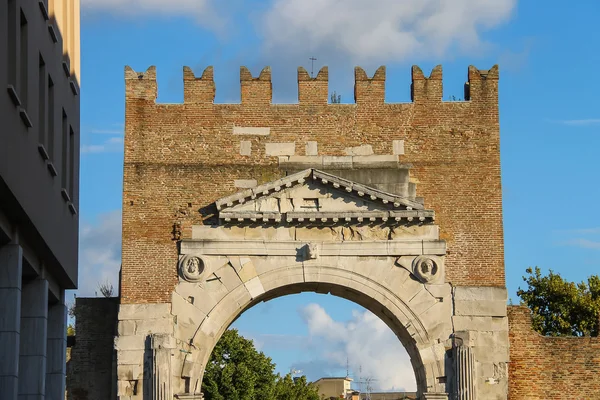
[38,55,46,145]
[7,1,17,85]
[61,109,68,189]
[69,126,75,197]
[19,9,28,107]
[48,76,55,160]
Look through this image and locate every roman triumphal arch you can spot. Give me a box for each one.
[115,167,506,400]
[115,64,509,400]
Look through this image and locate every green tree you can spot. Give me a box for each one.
[274,374,320,400]
[517,267,600,337]
[202,329,319,400]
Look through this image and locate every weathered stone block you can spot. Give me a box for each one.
[239,141,252,156]
[234,179,256,188]
[114,335,147,351]
[119,303,171,320]
[473,346,510,362]
[454,286,507,302]
[118,320,136,336]
[454,300,507,317]
[233,126,270,135]
[244,276,265,299]
[306,141,318,156]
[323,156,352,168]
[452,316,508,332]
[117,350,144,365]
[117,364,143,380]
[265,142,295,156]
[135,317,174,336]
[352,155,398,168]
[344,144,373,156]
[393,140,405,155]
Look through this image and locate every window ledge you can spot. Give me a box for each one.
[38,144,49,161]
[48,24,57,43]
[19,108,33,128]
[61,188,71,203]
[38,1,49,21]
[62,60,70,78]
[47,162,58,177]
[69,80,79,96]
[68,202,77,215]
[7,85,21,107]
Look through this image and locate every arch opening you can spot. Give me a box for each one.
[172,261,451,398]
[224,290,419,393]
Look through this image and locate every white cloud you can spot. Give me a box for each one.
[82,0,210,15]
[90,128,123,135]
[554,227,600,235]
[81,136,124,154]
[81,0,224,29]
[297,303,416,391]
[83,0,516,63]
[77,210,122,297]
[261,0,517,62]
[563,238,600,250]
[557,119,600,126]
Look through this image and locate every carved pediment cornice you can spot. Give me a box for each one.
[214,169,435,226]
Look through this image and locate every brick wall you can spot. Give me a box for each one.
[508,306,600,399]
[66,297,118,400]
[121,64,504,304]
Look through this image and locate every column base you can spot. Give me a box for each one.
[422,393,449,400]
[175,394,204,399]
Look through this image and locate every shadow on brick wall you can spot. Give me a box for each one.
[66,297,119,400]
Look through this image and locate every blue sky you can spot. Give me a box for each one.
[75,0,600,391]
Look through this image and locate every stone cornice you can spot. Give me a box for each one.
[215,169,432,225]
[219,210,435,223]
[180,239,446,256]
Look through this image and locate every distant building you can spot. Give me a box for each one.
[314,376,354,399]
[363,392,417,400]
[0,1,80,399]
[313,376,416,400]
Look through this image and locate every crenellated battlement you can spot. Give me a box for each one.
[183,66,215,103]
[125,64,499,105]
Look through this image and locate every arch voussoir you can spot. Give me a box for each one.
[168,258,450,398]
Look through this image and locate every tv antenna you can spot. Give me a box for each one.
[346,356,350,378]
[309,57,317,77]
[290,368,303,377]
[356,366,378,400]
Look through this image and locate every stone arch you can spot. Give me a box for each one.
[172,258,452,398]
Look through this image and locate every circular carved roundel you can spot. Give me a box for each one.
[179,255,206,282]
[412,256,439,283]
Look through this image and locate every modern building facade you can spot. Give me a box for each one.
[0,0,80,399]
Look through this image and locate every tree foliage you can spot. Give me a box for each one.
[517,267,600,337]
[97,280,114,298]
[202,329,320,400]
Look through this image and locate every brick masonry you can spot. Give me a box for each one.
[508,306,600,399]
[66,298,119,400]
[121,64,504,304]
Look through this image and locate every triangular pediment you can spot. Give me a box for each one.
[215,169,435,225]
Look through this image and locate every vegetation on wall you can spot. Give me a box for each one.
[518,267,600,337]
